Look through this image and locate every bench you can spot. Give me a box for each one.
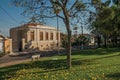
[31,54,40,61]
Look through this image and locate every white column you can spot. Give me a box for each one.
[27,31,30,42]
[9,39,13,54]
[22,38,25,51]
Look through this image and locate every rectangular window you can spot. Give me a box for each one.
[56,32,59,40]
[45,32,48,40]
[39,32,43,40]
[50,32,53,40]
[30,31,34,41]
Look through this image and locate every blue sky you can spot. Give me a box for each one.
[0,0,91,36]
[0,0,28,36]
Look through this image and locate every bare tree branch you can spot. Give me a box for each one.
[57,14,65,21]
[64,0,68,6]
[68,0,78,12]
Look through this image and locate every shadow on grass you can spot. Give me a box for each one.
[106,73,120,79]
[0,59,66,79]
[0,55,120,80]
[72,58,97,66]
[70,48,120,56]
[0,58,96,80]
[0,48,120,80]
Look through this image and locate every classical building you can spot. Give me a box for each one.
[10,23,60,52]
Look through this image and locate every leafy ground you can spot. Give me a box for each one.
[0,48,120,80]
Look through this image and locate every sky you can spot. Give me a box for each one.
[0,0,90,36]
[0,0,28,36]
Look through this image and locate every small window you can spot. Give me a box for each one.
[56,32,59,40]
[39,32,43,40]
[45,32,48,40]
[50,32,53,40]
[30,31,34,41]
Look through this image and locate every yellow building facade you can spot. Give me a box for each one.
[10,23,60,52]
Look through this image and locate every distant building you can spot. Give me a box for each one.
[0,33,12,53]
[0,33,5,52]
[10,23,60,52]
[72,33,95,45]
[80,34,95,45]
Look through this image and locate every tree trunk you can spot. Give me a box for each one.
[63,7,72,69]
[118,35,120,47]
[65,22,71,69]
[113,36,117,46]
[67,31,71,69]
[104,37,108,48]
[115,36,117,45]
[97,35,101,48]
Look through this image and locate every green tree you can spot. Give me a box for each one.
[96,7,115,47]
[88,0,103,47]
[111,0,120,45]
[76,35,89,46]
[90,0,120,47]
[89,0,115,47]
[112,0,120,5]
[61,33,68,48]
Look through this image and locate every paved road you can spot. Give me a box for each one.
[0,52,31,68]
[0,51,62,68]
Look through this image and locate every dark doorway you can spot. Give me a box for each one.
[19,40,22,51]
[17,30,23,51]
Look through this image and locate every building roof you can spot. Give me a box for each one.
[11,23,58,31]
[0,33,6,38]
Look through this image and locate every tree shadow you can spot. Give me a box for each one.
[70,48,120,56]
[105,73,120,79]
[0,59,65,79]
[0,47,120,80]
[72,58,97,66]
[0,58,97,80]
[0,65,22,80]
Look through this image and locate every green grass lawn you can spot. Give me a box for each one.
[0,48,120,80]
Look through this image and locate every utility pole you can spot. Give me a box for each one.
[36,26,39,48]
[81,24,84,50]
[57,16,60,54]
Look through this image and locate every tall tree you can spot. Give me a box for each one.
[112,0,120,5]
[89,0,115,47]
[112,0,120,45]
[13,0,87,69]
[88,0,103,47]
[97,7,115,47]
